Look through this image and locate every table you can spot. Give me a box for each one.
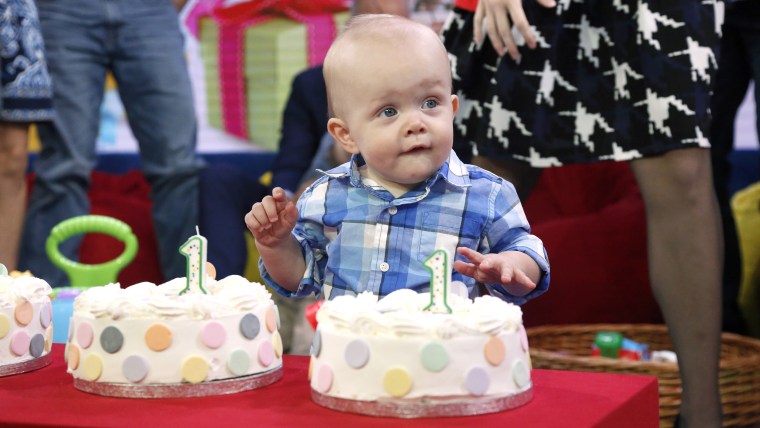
[0,345,658,427]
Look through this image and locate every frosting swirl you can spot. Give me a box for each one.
[73,275,273,320]
[316,289,523,338]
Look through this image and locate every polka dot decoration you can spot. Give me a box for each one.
[14,301,33,326]
[67,318,73,342]
[227,349,250,376]
[265,307,277,333]
[77,323,94,349]
[11,331,30,356]
[30,333,45,357]
[182,355,209,384]
[483,335,506,366]
[40,302,52,328]
[312,330,322,357]
[420,342,448,372]
[239,313,260,340]
[512,360,530,389]
[315,364,333,393]
[273,331,283,358]
[100,326,124,354]
[274,305,281,330]
[344,339,370,369]
[383,367,412,398]
[123,355,149,383]
[519,325,529,353]
[465,367,490,396]
[0,313,10,338]
[83,354,103,381]
[201,321,226,349]
[67,345,80,370]
[258,340,274,367]
[308,356,314,381]
[145,323,172,352]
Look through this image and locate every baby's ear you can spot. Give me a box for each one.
[327,118,360,154]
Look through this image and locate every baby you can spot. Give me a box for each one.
[246,14,549,304]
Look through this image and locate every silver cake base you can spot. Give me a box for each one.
[73,366,283,398]
[0,353,52,377]
[311,382,533,418]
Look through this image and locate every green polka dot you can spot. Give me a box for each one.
[228,349,250,376]
[420,342,448,372]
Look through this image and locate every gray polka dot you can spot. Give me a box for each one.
[100,326,124,353]
[239,313,260,340]
[29,334,45,357]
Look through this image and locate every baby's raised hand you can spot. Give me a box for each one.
[453,247,536,296]
[245,187,298,248]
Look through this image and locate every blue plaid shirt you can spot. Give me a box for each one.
[260,151,550,305]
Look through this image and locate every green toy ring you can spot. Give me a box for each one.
[45,215,138,288]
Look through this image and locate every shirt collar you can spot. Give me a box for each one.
[320,150,471,200]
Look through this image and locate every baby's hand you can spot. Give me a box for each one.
[453,247,536,296]
[245,187,298,248]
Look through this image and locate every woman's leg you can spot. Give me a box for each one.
[0,123,30,271]
[471,155,542,201]
[630,147,723,427]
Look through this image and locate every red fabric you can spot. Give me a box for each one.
[522,162,663,327]
[0,345,659,427]
[83,171,163,287]
[455,0,478,12]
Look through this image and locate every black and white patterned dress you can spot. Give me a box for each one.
[0,0,53,122]
[441,0,724,166]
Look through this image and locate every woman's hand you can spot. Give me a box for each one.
[474,0,556,60]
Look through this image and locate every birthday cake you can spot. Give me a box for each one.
[65,275,283,397]
[0,266,54,376]
[309,287,533,417]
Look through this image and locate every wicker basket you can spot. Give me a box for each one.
[527,324,760,428]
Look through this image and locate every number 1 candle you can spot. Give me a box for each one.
[423,249,452,313]
[179,227,208,295]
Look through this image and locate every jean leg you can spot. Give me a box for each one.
[109,0,204,280]
[19,2,109,286]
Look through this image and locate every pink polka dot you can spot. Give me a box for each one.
[258,340,274,367]
[519,325,529,353]
[77,323,94,349]
[201,321,226,349]
[10,331,31,356]
[316,364,334,393]
[40,302,53,328]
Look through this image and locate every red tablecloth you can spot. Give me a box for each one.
[0,345,658,427]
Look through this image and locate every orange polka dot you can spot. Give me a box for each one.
[265,307,277,333]
[484,335,506,366]
[67,345,80,370]
[308,356,314,381]
[14,301,34,326]
[145,324,172,351]
[206,262,217,279]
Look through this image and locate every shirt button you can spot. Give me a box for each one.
[388,206,398,215]
[379,262,390,272]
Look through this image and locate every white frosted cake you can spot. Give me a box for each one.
[309,288,533,417]
[65,275,283,397]
[0,270,54,376]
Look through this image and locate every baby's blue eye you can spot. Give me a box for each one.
[381,107,397,118]
[422,99,439,109]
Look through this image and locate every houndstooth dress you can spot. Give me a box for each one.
[0,0,53,122]
[441,0,724,167]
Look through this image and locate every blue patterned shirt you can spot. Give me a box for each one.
[260,151,550,305]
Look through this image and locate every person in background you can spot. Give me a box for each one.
[442,0,724,426]
[0,0,53,271]
[246,14,549,305]
[710,0,759,336]
[20,0,204,286]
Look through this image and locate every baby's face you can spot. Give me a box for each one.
[336,35,457,193]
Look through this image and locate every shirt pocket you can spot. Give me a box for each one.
[415,213,480,264]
